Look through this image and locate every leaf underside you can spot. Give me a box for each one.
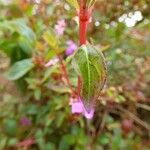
[72,44,107,111]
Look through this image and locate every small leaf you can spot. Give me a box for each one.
[66,0,79,10]
[0,137,7,150]
[98,134,110,145]
[45,142,56,150]
[45,50,56,61]
[11,19,36,42]
[59,134,75,150]
[4,119,17,136]
[6,59,34,80]
[34,89,41,100]
[72,44,107,111]
[8,138,18,146]
[43,29,58,49]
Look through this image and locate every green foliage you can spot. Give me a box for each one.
[0,0,150,150]
[0,19,35,59]
[98,134,110,145]
[43,29,58,50]
[6,59,34,80]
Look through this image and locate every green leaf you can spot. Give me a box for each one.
[98,134,110,145]
[35,129,45,150]
[72,44,107,110]
[59,134,75,150]
[0,19,36,55]
[111,129,122,150]
[45,48,65,61]
[45,142,56,150]
[4,119,17,136]
[34,89,41,100]
[56,113,66,128]
[66,0,79,10]
[45,50,56,61]
[7,138,18,146]
[0,137,7,150]
[27,104,38,115]
[6,59,34,80]
[43,29,58,49]
[10,19,36,42]
[19,36,33,55]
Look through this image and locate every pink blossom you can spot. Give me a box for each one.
[70,97,94,119]
[44,57,59,67]
[71,101,83,114]
[84,107,94,119]
[65,40,77,56]
[55,19,66,36]
[20,117,31,126]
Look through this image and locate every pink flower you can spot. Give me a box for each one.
[55,19,66,36]
[20,117,31,126]
[70,97,94,119]
[84,108,94,119]
[71,101,83,114]
[44,57,59,67]
[65,40,77,56]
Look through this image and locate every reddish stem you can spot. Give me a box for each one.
[76,0,92,99]
[79,0,90,45]
[57,54,76,97]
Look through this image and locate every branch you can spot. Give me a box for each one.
[117,106,150,132]
[57,54,76,96]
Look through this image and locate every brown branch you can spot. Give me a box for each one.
[136,103,150,111]
[117,106,150,132]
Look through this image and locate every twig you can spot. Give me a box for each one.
[117,106,150,132]
[51,46,76,96]
[136,103,150,112]
[98,110,108,134]
[57,54,76,96]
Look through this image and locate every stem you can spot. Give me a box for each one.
[77,0,92,98]
[57,54,76,96]
[79,0,90,45]
[52,48,76,97]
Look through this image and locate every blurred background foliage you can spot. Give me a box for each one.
[0,0,150,150]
